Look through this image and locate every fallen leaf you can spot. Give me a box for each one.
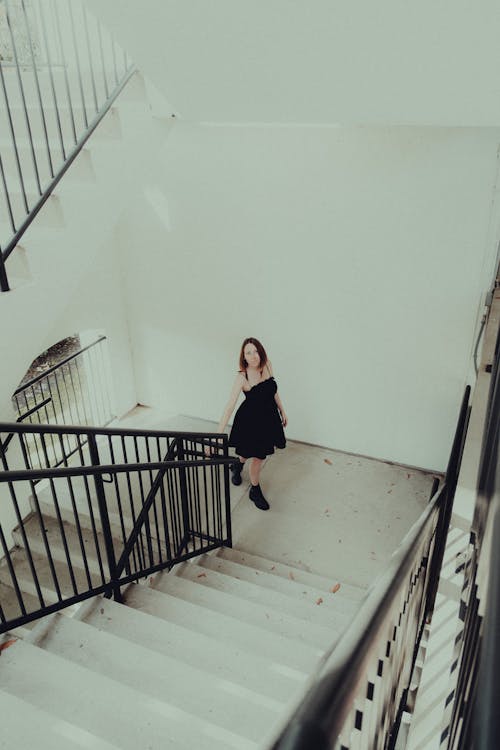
[100,607,104,614]
[197,572,207,578]
[288,571,295,580]
[324,459,333,465]
[330,583,341,593]
[270,566,275,570]
[407,473,411,479]
[316,597,323,605]
[0,639,17,653]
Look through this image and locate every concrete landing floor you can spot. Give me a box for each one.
[118,407,440,590]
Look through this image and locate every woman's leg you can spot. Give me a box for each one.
[249,457,263,486]
[249,458,269,510]
[231,455,246,485]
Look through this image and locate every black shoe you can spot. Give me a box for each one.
[231,461,243,486]
[249,484,270,510]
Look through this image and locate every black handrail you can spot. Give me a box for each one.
[0,423,233,633]
[272,388,471,750]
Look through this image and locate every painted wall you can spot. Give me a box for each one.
[118,123,500,471]
[86,0,500,126]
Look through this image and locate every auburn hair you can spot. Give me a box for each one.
[239,337,268,373]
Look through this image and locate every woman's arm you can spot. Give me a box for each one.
[217,373,245,433]
[267,361,288,427]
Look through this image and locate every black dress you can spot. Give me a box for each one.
[229,377,286,459]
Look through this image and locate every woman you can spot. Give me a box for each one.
[212,337,288,510]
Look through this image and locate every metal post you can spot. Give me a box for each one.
[88,432,122,602]
[176,438,192,553]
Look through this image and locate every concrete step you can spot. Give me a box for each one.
[124,582,322,674]
[0,545,103,605]
[0,581,41,632]
[78,595,306,702]
[13,511,111,579]
[33,613,283,743]
[0,688,122,750]
[196,552,361,619]
[181,556,354,631]
[152,566,336,650]
[0,638,258,750]
[215,546,367,601]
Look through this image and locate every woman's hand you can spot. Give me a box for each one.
[280,411,288,428]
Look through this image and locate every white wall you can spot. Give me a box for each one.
[118,123,500,471]
[86,0,500,126]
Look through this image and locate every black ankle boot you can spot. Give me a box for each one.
[231,461,243,486]
[249,484,270,510]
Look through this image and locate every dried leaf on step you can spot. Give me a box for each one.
[270,566,275,570]
[288,571,295,580]
[197,572,207,578]
[330,583,341,594]
[324,459,333,465]
[316,597,323,605]
[0,639,17,653]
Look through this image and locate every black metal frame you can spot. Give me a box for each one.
[5,336,114,471]
[0,421,233,633]
[272,387,471,750]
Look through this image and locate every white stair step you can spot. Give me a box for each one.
[216,546,367,601]
[0,638,257,750]
[0,580,42,631]
[14,512,112,578]
[34,613,282,743]
[196,553,360,620]
[124,583,322,674]
[152,567,336,649]
[79,596,306,701]
[0,546,102,605]
[0,689,121,750]
[180,558,353,631]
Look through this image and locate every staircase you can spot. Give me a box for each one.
[0,425,366,749]
[0,533,364,749]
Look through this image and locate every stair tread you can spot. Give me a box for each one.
[0,688,121,750]
[179,558,353,630]
[216,547,367,600]
[195,554,360,619]
[0,638,258,750]
[153,568,336,649]
[0,545,103,604]
[124,583,323,673]
[80,596,306,699]
[15,512,111,577]
[35,613,284,741]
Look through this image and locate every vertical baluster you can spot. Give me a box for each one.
[5,0,42,194]
[134,437,153,567]
[0,152,16,232]
[108,434,133,576]
[0,523,29,616]
[96,19,109,99]
[40,432,78,596]
[0,61,29,211]
[73,352,91,425]
[38,0,66,161]
[67,0,88,128]
[111,34,118,86]
[52,0,77,144]
[145,437,162,564]
[82,4,98,114]
[57,433,92,590]
[157,437,172,563]
[121,436,145,569]
[18,435,62,598]
[76,437,106,583]
[21,0,54,178]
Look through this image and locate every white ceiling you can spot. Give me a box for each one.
[85,0,500,126]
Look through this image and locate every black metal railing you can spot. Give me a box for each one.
[0,422,232,633]
[0,0,135,291]
[5,335,114,471]
[445,320,500,749]
[272,387,471,750]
